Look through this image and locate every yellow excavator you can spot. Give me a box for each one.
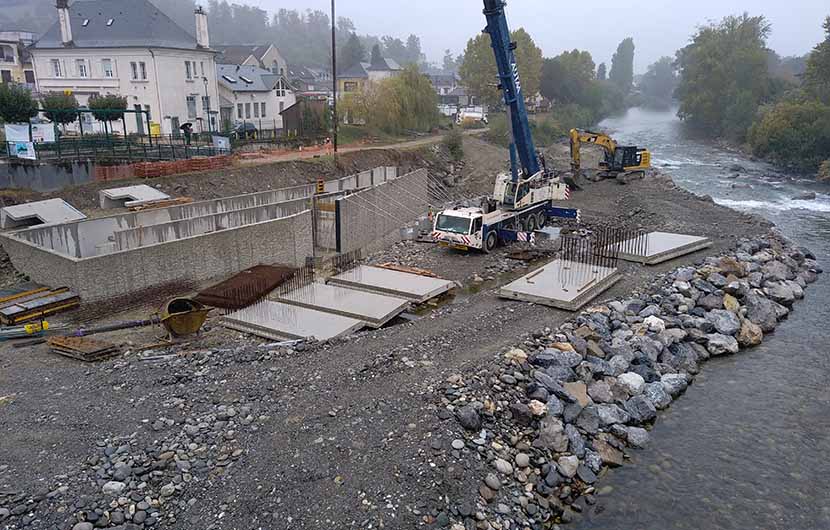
[569,128,651,179]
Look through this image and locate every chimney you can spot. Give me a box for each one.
[194,6,209,49]
[56,0,73,46]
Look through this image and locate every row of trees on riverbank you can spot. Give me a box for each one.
[674,14,830,173]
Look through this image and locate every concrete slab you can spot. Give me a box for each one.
[221,300,364,341]
[99,185,170,209]
[0,199,86,229]
[498,259,621,311]
[328,265,455,303]
[614,231,712,265]
[275,282,409,328]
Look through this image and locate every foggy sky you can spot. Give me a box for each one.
[248,0,827,72]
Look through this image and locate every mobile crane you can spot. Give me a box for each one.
[569,128,651,178]
[431,0,579,253]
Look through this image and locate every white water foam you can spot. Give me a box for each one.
[715,197,830,213]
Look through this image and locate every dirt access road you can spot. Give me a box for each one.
[0,144,770,529]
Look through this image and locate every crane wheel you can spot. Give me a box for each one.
[484,231,498,253]
[525,215,537,232]
[537,212,547,228]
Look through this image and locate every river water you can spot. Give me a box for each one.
[570,107,830,530]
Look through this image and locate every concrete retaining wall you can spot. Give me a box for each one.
[1,211,312,301]
[336,168,428,254]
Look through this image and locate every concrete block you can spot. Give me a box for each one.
[0,199,86,229]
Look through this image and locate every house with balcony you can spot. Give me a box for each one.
[216,63,296,133]
[0,31,36,88]
[29,0,220,136]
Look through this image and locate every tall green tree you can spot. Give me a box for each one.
[88,94,128,134]
[339,33,365,74]
[361,65,439,134]
[442,49,458,72]
[640,57,678,109]
[540,50,595,105]
[597,62,607,81]
[804,16,830,104]
[458,28,543,107]
[675,13,772,140]
[0,83,38,123]
[609,37,635,93]
[405,34,423,65]
[41,92,79,129]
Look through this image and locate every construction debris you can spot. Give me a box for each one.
[376,262,439,277]
[47,336,120,362]
[127,197,194,211]
[0,287,80,324]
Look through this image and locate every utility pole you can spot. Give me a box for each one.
[331,0,338,155]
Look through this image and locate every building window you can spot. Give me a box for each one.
[0,46,14,63]
[186,96,197,119]
[139,62,147,80]
[101,58,113,77]
[279,101,284,113]
[201,96,210,115]
[144,104,151,120]
[185,61,192,79]
[237,103,243,119]
[51,59,63,77]
[253,102,259,118]
[76,59,88,78]
[24,70,34,84]
[200,61,205,76]
[1,70,11,84]
[261,102,266,117]
[245,102,251,119]
[130,61,138,79]
[275,79,286,97]
[344,81,358,92]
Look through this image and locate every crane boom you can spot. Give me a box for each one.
[482,0,540,181]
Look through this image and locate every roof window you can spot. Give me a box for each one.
[239,75,253,84]
[106,18,114,26]
[222,75,237,83]
[82,19,90,27]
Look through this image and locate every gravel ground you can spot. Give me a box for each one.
[0,140,774,530]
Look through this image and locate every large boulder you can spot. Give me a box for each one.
[617,372,646,395]
[456,405,481,431]
[743,292,778,332]
[624,395,657,423]
[706,309,741,335]
[707,333,740,355]
[661,373,690,397]
[531,348,583,368]
[765,282,795,307]
[596,404,631,426]
[736,318,763,347]
[643,382,672,409]
[761,260,793,282]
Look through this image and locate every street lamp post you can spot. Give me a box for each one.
[202,76,212,134]
[331,0,338,155]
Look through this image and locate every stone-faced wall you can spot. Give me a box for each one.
[335,169,428,254]
[1,211,312,301]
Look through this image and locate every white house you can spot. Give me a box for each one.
[215,44,288,77]
[29,0,220,136]
[216,64,296,131]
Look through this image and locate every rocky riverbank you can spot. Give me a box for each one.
[432,233,821,529]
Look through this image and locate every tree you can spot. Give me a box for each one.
[597,63,607,81]
[804,16,830,104]
[405,34,423,65]
[609,37,635,93]
[442,49,458,72]
[381,36,407,65]
[88,94,128,134]
[41,91,79,129]
[540,50,595,105]
[458,28,543,107]
[639,57,678,109]
[368,65,439,134]
[0,83,38,123]
[339,32,365,74]
[370,44,383,65]
[748,100,830,170]
[675,14,772,140]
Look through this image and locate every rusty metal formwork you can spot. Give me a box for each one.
[48,336,120,362]
[194,265,297,310]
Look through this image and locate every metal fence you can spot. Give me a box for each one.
[3,137,225,164]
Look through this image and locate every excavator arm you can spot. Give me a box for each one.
[569,128,618,173]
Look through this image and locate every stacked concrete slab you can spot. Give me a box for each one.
[99,185,170,209]
[0,199,86,229]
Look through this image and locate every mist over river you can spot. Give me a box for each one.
[569,107,830,530]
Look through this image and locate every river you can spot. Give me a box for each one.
[570,107,830,530]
